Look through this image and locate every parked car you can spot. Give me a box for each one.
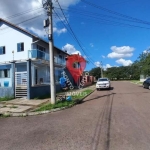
[143,78,150,90]
[96,78,111,90]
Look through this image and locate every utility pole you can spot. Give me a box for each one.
[43,0,56,104]
[100,61,103,78]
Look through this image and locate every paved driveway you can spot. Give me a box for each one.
[0,81,150,150]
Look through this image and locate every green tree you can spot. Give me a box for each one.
[89,67,103,79]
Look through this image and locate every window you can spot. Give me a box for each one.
[0,69,10,78]
[37,45,45,52]
[98,78,108,81]
[17,43,24,52]
[0,46,5,55]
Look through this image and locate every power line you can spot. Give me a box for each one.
[54,6,150,30]
[66,14,150,30]
[81,0,150,26]
[3,7,43,20]
[101,0,136,6]
[0,13,46,34]
[53,10,96,66]
[55,0,96,66]
[53,9,78,42]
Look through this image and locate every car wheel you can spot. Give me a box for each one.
[97,88,99,91]
[149,86,150,90]
[143,84,145,88]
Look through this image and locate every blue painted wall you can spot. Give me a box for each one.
[30,84,61,99]
[0,87,14,98]
[15,62,27,72]
[0,64,11,69]
[0,63,15,98]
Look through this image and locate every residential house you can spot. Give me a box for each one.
[0,18,68,99]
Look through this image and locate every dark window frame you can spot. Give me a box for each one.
[17,42,24,52]
[0,69,10,78]
[0,46,6,55]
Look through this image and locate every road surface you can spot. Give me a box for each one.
[0,81,150,150]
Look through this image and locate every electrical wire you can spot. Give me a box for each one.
[54,9,95,65]
[53,9,77,42]
[81,0,150,26]
[0,13,46,35]
[66,14,150,30]
[54,0,97,66]
[3,7,43,20]
[54,6,150,30]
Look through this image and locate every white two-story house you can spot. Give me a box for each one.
[0,18,68,99]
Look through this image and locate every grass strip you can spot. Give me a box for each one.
[35,89,94,112]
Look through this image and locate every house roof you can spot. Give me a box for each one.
[0,18,68,55]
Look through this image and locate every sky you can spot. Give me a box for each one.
[1,0,150,71]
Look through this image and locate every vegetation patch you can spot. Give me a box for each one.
[35,89,94,112]
[0,97,14,102]
[35,100,75,112]
[131,80,143,85]
[9,105,18,109]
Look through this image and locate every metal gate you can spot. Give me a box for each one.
[15,72,27,98]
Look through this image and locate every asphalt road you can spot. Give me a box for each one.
[0,81,150,150]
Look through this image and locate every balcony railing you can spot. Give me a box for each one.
[54,57,66,66]
[28,49,66,66]
[28,49,49,61]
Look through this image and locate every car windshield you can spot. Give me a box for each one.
[98,78,108,81]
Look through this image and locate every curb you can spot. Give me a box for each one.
[130,82,142,85]
[1,89,95,117]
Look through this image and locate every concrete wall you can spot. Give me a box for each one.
[30,84,61,99]
[0,87,14,97]
[0,22,32,62]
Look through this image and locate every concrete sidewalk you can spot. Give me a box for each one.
[0,99,49,114]
[0,84,95,115]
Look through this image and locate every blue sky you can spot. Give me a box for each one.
[52,0,150,70]
[1,0,150,71]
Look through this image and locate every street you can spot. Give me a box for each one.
[0,81,150,150]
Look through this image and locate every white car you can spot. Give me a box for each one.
[96,78,111,90]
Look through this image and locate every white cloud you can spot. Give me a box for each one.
[54,0,80,7]
[102,55,106,58]
[95,62,112,70]
[108,52,133,59]
[90,43,94,48]
[105,64,112,68]
[103,64,112,70]
[62,43,81,55]
[111,46,134,54]
[94,61,101,67]
[116,58,133,66]
[143,49,150,54]
[53,27,67,35]
[28,27,45,37]
[107,46,135,59]
[0,0,80,38]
